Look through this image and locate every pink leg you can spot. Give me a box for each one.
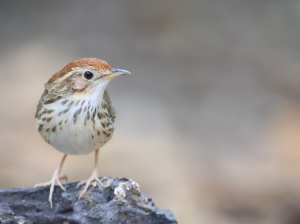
[77,149,104,200]
[35,154,68,208]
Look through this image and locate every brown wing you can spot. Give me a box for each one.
[35,88,62,119]
[35,89,48,118]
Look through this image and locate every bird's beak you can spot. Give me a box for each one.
[104,68,131,79]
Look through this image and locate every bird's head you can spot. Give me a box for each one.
[46,58,130,98]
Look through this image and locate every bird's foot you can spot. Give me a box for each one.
[77,169,104,201]
[34,171,68,208]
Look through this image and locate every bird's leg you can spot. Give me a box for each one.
[77,149,104,200]
[34,154,68,208]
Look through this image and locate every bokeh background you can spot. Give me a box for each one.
[1,1,300,223]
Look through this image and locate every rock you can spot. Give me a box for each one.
[0,177,177,224]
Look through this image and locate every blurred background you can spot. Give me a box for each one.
[1,1,300,223]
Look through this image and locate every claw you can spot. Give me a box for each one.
[77,168,104,201]
[77,180,87,188]
[35,172,68,208]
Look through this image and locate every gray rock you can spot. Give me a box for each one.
[0,177,177,224]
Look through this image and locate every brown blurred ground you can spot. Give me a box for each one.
[1,1,300,223]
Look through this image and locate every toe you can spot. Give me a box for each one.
[59,174,68,183]
[77,175,105,201]
[34,181,52,188]
[77,179,93,200]
[94,177,104,189]
[56,180,66,191]
[77,180,87,188]
[78,184,90,201]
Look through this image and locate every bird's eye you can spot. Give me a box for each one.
[84,71,94,80]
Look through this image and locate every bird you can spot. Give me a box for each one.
[34,57,130,208]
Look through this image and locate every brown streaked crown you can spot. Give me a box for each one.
[49,58,112,83]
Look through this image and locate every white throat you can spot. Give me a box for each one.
[88,79,110,105]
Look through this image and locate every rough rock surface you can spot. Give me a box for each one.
[0,177,177,224]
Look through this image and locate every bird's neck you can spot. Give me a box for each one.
[87,80,110,108]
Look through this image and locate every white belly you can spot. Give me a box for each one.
[48,117,113,155]
[37,98,114,155]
